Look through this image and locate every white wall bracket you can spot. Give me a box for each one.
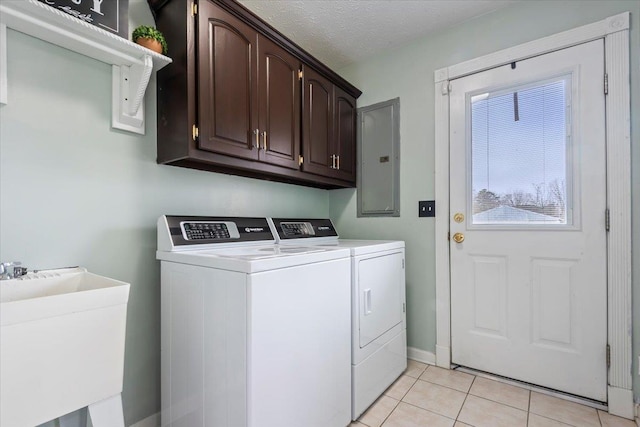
[0,0,171,135]
[112,55,154,134]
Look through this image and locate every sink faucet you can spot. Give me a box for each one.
[0,261,28,280]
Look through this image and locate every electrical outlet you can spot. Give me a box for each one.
[419,200,435,217]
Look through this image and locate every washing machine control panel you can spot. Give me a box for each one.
[160,216,275,249]
[180,221,240,241]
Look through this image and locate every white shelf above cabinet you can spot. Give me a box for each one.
[0,0,172,135]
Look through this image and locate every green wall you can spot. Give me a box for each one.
[331,0,640,395]
[0,2,329,425]
[1,1,638,425]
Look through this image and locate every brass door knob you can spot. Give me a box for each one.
[453,213,464,223]
[452,232,465,243]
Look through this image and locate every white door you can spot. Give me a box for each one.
[450,40,607,401]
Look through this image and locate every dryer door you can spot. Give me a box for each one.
[357,251,404,348]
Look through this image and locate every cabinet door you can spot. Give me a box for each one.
[198,1,259,160]
[302,66,335,177]
[333,87,357,182]
[258,36,301,170]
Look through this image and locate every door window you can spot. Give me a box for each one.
[469,75,573,227]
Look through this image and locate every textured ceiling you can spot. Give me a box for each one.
[238,0,517,70]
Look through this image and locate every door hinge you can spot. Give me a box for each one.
[441,81,451,95]
[605,208,610,231]
[192,124,199,141]
[447,232,451,241]
[191,2,197,17]
[298,69,303,80]
[604,73,609,95]
[298,155,304,166]
[606,344,611,367]
[403,303,406,313]
[402,259,405,269]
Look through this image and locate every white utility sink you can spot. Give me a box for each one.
[0,267,130,427]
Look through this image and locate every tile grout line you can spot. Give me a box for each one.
[454,375,476,423]
[379,396,401,427]
[596,408,603,427]
[394,399,459,424]
[528,412,582,427]
[527,389,532,426]
[467,386,531,413]
[418,367,476,395]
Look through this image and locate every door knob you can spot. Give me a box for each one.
[453,213,464,223]
[452,232,465,243]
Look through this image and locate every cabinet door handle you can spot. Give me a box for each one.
[261,131,267,150]
[336,155,340,170]
[330,154,335,169]
[253,129,260,149]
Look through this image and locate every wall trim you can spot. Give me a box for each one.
[130,413,159,427]
[434,11,632,419]
[407,347,436,365]
[434,12,629,82]
[608,386,635,420]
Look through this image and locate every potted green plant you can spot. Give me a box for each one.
[132,25,168,55]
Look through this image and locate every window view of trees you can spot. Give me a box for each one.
[473,179,566,223]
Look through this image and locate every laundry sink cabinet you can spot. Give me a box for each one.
[151,0,361,189]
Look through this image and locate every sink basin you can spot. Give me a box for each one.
[0,268,130,427]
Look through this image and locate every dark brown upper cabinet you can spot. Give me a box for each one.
[258,36,301,170]
[197,2,259,160]
[302,67,333,177]
[333,86,357,182]
[152,0,361,189]
[198,3,300,169]
[302,68,357,182]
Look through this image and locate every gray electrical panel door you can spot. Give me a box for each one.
[357,98,400,217]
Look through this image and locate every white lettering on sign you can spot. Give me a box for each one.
[69,0,103,15]
[58,6,93,22]
[91,0,104,15]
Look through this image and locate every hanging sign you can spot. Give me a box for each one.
[37,0,129,39]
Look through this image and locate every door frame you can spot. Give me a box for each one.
[434,12,632,418]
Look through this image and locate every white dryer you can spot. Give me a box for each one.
[269,218,407,420]
[156,215,352,427]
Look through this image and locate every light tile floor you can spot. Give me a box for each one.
[351,360,636,427]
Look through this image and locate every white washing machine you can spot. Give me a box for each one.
[156,215,352,427]
[269,218,407,420]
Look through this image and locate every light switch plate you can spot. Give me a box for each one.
[419,201,435,217]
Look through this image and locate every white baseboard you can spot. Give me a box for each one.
[130,413,159,427]
[435,344,450,368]
[407,346,436,365]
[608,386,634,420]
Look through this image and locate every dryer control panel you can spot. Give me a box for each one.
[280,222,315,238]
[270,218,338,240]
